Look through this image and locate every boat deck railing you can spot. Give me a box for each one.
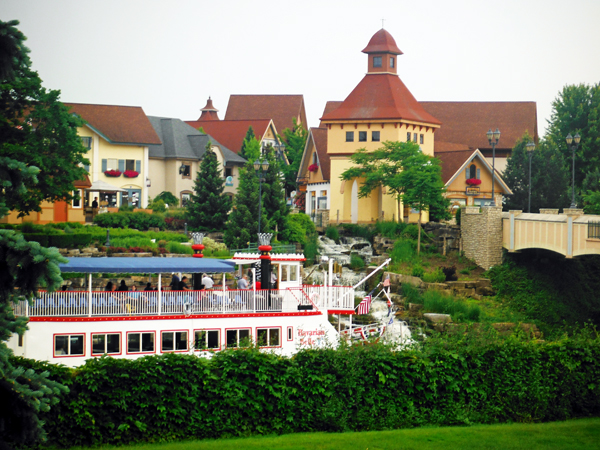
[12,286,355,318]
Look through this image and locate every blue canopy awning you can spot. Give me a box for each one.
[59,257,235,274]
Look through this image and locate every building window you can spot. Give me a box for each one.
[413,133,418,142]
[420,134,424,144]
[161,331,188,352]
[312,152,317,165]
[195,329,220,350]
[181,191,191,207]
[92,333,121,355]
[469,164,477,179]
[180,163,191,178]
[226,328,251,348]
[257,328,281,347]
[127,332,155,353]
[121,189,141,208]
[358,131,367,142]
[107,158,118,171]
[390,57,395,68]
[346,131,354,142]
[407,132,411,142]
[80,137,92,149]
[372,131,380,142]
[373,56,382,68]
[72,190,82,208]
[54,334,84,356]
[225,167,233,178]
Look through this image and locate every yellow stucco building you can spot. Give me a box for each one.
[319,29,441,224]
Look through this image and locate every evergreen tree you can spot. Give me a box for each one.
[187,142,231,231]
[240,126,256,159]
[279,118,308,194]
[0,20,73,448]
[503,135,570,212]
[224,163,263,249]
[261,144,290,241]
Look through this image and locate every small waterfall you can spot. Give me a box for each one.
[318,235,374,265]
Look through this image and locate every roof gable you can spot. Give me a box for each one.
[224,94,308,134]
[420,101,538,151]
[320,74,441,125]
[298,127,330,181]
[65,103,161,145]
[185,119,273,154]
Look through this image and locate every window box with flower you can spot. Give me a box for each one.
[308,163,319,173]
[466,178,481,186]
[123,170,139,178]
[104,170,122,177]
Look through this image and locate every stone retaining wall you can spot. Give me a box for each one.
[461,206,503,270]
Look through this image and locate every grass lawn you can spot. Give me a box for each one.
[84,418,600,450]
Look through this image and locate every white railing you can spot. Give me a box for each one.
[12,286,355,318]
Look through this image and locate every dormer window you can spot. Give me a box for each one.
[390,57,395,68]
[373,56,382,68]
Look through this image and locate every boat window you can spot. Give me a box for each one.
[226,328,251,348]
[92,333,121,355]
[161,331,188,352]
[257,328,281,347]
[195,329,220,350]
[54,334,84,356]
[287,326,293,341]
[281,264,288,282]
[127,332,155,353]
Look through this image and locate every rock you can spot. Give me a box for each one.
[423,313,452,324]
[81,247,98,254]
[408,303,423,312]
[67,249,80,256]
[386,272,423,288]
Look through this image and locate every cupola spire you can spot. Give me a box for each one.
[362,29,403,75]
[199,97,220,121]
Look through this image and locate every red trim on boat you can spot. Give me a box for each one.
[28,311,322,322]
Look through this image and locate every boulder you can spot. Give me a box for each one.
[423,313,452,324]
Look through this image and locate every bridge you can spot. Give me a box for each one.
[503,209,600,258]
[462,206,600,269]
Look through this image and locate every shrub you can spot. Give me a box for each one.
[22,233,50,247]
[48,234,74,248]
[349,253,365,270]
[20,222,44,233]
[391,239,415,263]
[325,225,339,242]
[341,223,375,242]
[411,265,424,278]
[303,234,319,265]
[151,199,167,213]
[375,220,407,238]
[286,213,316,246]
[422,267,445,283]
[165,241,193,255]
[455,207,462,226]
[423,290,481,322]
[118,204,135,212]
[402,283,423,304]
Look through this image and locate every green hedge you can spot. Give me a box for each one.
[13,331,600,448]
[93,211,166,230]
[22,233,93,248]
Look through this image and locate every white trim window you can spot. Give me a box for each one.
[92,333,121,355]
[161,331,188,352]
[127,332,155,353]
[72,189,83,208]
[195,329,220,350]
[257,327,281,348]
[54,334,84,356]
[226,328,251,348]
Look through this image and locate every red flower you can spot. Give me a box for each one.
[308,163,319,173]
[466,178,481,186]
[104,170,122,177]
[123,170,139,178]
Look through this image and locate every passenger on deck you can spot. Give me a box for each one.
[202,274,214,290]
[237,275,249,290]
[144,282,154,291]
[117,280,129,292]
[179,276,191,290]
[170,274,180,291]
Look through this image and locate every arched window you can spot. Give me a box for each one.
[469,164,477,179]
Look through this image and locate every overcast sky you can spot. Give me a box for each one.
[4,0,599,137]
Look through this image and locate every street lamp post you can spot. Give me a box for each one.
[254,158,270,235]
[486,128,500,206]
[526,141,535,213]
[566,133,581,208]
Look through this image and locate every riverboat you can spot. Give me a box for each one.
[8,246,396,367]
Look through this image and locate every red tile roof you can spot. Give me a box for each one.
[311,128,330,180]
[65,103,161,145]
[224,95,308,135]
[320,74,441,125]
[185,119,272,154]
[74,174,92,189]
[420,101,538,151]
[435,149,476,184]
[319,101,343,127]
[362,29,403,55]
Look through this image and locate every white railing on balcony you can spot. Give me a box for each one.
[12,286,355,318]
